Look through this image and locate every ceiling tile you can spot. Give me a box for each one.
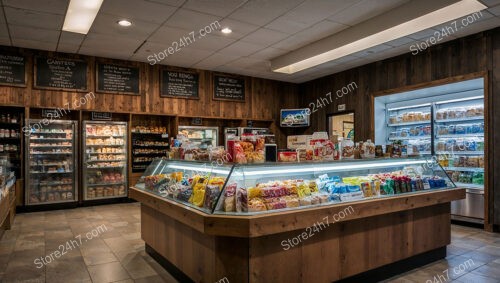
[12,38,56,51]
[89,13,159,38]
[0,36,10,46]
[285,0,359,26]
[144,0,185,7]
[183,0,246,17]
[240,28,289,47]
[2,0,68,15]
[80,33,144,54]
[58,31,85,46]
[4,7,64,30]
[216,18,259,40]
[225,57,270,72]
[271,20,348,51]
[56,43,80,54]
[385,36,415,47]
[228,0,304,26]
[100,0,178,24]
[265,16,311,35]
[9,25,59,43]
[159,47,214,67]
[148,25,192,44]
[329,0,409,26]
[79,47,132,61]
[248,47,288,60]
[192,52,240,70]
[218,41,265,57]
[164,9,221,31]
[184,34,235,52]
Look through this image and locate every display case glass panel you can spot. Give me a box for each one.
[25,120,78,205]
[136,158,456,215]
[83,121,128,200]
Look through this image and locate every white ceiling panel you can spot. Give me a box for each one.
[225,57,270,71]
[228,0,304,26]
[215,18,259,40]
[100,0,178,24]
[56,43,80,54]
[159,47,213,67]
[144,0,185,7]
[218,40,265,56]
[192,52,240,70]
[328,0,409,26]
[0,22,9,39]
[58,31,85,46]
[2,0,68,15]
[185,34,235,51]
[0,36,10,46]
[271,20,348,51]
[240,28,289,47]
[79,47,132,61]
[80,33,144,54]
[4,7,64,30]
[286,0,360,26]
[164,9,221,31]
[183,0,247,17]
[249,47,288,60]
[12,38,56,51]
[9,25,59,43]
[148,25,192,44]
[90,13,159,38]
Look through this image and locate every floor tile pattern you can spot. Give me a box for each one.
[0,203,498,283]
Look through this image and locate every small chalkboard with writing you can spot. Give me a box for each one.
[34,56,88,91]
[160,70,199,99]
[96,63,140,95]
[213,75,245,102]
[0,53,26,87]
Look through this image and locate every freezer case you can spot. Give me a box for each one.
[83,121,128,201]
[25,120,78,205]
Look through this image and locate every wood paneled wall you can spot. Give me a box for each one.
[298,27,500,230]
[0,46,299,148]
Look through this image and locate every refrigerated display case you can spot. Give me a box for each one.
[0,108,23,179]
[178,126,218,147]
[25,120,78,205]
[83,121,127,200]
[374,78,485,222]
[131,125,169,173]
[135,158,456,215]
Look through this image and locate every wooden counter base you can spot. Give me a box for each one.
[134,188,465,283]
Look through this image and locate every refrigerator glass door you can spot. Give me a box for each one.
[83,121,128,200]
[25,120,78,205]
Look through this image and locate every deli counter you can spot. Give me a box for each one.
[130,158,465,283]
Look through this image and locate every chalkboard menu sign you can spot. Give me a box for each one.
[0,54,26,87]
[213,75,245,102]
[96,63,139,95]
[34,56,88,91]
[160,70,199,99]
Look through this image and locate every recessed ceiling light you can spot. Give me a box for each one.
[221,27,232,34]
[117,20,132,27]
[62,0,104,34]
[271,0,487,74]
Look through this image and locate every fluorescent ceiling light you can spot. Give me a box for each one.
[272,0,487,74]
[221,27,232,34]
[388,103,431,111]
[435,95,484,104]
[63,0,104,34]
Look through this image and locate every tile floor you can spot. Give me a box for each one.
[0,203,498,283]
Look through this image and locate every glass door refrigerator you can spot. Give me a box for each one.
[434,96,485,220]
[25,120,78,205]
[178,126,218,147]
[82,121,127,201]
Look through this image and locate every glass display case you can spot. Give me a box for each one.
[0,154,15,203]
[178,126,218,147]
[82,121,128,200]
[135,158,456,215]
[25,120,78,205]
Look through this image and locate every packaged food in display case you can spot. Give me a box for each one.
[83,121,128,201]
[134,158,457,215]
[25,120,78,205]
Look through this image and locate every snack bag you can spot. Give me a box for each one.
[223,183,237,212]
[203,185,220,210]
[190,182,206,207]
[233,143,247,164]
[236,188,248,212]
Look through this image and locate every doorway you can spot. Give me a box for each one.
[328,112,354,140]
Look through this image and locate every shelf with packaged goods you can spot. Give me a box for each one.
[444,167,484,172]
[436,134,484,139]
[435,117,484,123]
[388,136,431,141]
[387,121,431,127]
[436,151,484,155]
